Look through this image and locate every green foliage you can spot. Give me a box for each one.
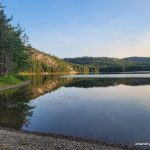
[0,3,30,76]
[27,49,89,74]
[123,57,150,63]
[0,75,27,86]
[64,57,150,72]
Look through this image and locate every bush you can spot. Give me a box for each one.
[0,75,28,85]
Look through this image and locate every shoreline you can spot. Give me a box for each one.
[0,81,30,91]
[19,71,150,76]
[0,127,137,150]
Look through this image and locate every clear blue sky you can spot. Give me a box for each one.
[2,0,150,58]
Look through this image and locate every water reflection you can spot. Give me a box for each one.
[0,86,34,129]
[0,76,73,129]
[66,78,150,87]
[0,75,150,146]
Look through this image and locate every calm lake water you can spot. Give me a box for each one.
[0,74,150,146]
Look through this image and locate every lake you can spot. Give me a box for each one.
[0,74,150,147]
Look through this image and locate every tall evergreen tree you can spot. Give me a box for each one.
[0,3,29,76]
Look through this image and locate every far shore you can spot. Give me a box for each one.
[0,127,136,150]
[19,71,150,76]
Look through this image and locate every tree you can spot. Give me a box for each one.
[0,3,29,76]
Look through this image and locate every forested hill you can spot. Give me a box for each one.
[28,48,89,74]
[28,48,75,74]
[64,57,118,66]
[64,57,150,72]
[122,57,150,63]
[64,57,150,65]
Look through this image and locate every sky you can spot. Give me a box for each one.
[1,0,150,58]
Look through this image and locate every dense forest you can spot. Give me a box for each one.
[64,57,150,72]
[27,48,89,74]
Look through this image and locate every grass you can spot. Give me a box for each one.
[0,75,28,87]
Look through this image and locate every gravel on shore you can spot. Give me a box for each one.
[0,128,134,150]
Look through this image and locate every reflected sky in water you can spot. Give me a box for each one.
[0,74,150,146]
[63,73,150,78]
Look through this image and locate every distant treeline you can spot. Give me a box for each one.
[64,57,150,72]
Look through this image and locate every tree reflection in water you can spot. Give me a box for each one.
[0,86,34,129]
[65,78,150,88]
[0,75,150,129]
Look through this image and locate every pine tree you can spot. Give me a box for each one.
[0,3,29,76]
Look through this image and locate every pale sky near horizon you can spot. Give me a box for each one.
[1,0,150,58]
